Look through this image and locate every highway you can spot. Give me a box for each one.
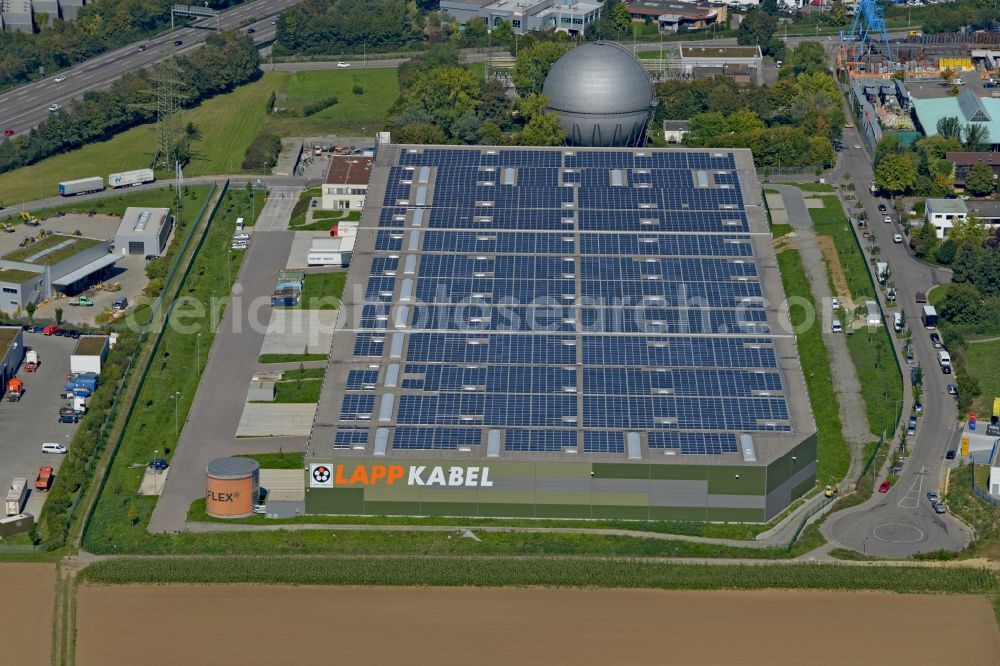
[0,0,296,136]
[821,125,972,558]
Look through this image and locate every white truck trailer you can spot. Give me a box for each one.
[58,177,104,196]
[108,169,155,188]
[5,478,28,516]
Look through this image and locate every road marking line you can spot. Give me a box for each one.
[897,472,922,509]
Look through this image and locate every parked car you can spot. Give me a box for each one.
[878,204,887,212]
[942,364,952,375]
[831,320,843,334]
[42,325,59,335]
[148,458,169,472]
[947,383,958,396]
[932,500,947,514]
[946,450,957,460]
[907,415,917,436]
[893,234,903,243]
[883,215,892,223]
[914,402,923,415]
[831,297,840,310]
[41,443,67,454]
[879,480,892,493]
[915,291,927,303]
[58,414,78,424]
[112,297,128,311]
[930,332,942,348]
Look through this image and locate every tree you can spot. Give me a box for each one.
[55,307,63,325]
[25,302,36,322]
[910,220,940,258]
[936,116,962,141]
[737,10,782,57]
[964,162,995,196]
[512,41,571,98]
[517,94,566,146]
[874,152,918,195]
[490,20,515,48]
[128,504,139,527]
[963,123,991,152]
[462,16,488,46]
[787,42,828,76]
[874,134,901,167]
[405,66,480,136]
[938,282,983,325]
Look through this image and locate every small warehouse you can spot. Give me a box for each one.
[114,207,173,257]
[0,233,116,309]
[70,335,109,375]
[866,300,882,327]
[0,326,25,397]
[308,236,355,267]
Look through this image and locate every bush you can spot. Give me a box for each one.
[352,84,364,95]
[241,133,283,171]
[302,95,338,116]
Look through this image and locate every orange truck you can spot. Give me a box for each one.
[6,378,23,402]
[35,466,53,492]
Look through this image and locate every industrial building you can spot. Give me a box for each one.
[0,234,116,311]
[305,144,817,522]
[946,152,1000,187]
[0,326,25,398]
[322,156,373,211]
[307,236,355,267]
[57,0,83,20]
[625,1,726,34]
[543,42,655,147]
[440,0,603,35]
[0,0,32,32]
[913,90,1000,151]
[30,0,57,25]
[924,198,1000,239]
[114,207,172,257]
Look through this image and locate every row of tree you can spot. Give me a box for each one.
[274,0,427,56]
[0,0,248,91]
[0,31,260,175]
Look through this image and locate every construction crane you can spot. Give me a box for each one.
[841,0,893,66]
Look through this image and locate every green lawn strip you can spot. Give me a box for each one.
[772,223,793,238]
[297,272,346,310]
[808,194,876,301]
[312,210,361,221]
[2,234,100,264]
[273,68,399,134]
[184,496,815,546]
[776,247,850,485]
[4,186,202,223]
[945,464,1000,562]
[237,452,304,469]
[278,368,325,381]
[0,75,281,203]
[794,183,835,193]
[288,220,339,231]
[81,187,247,553]
[272,378,321,403]
[218,187,267,228]
[287,187,322,227]
[258,353,328,364]
[78,556,998,594]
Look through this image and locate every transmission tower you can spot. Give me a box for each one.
[132,56,189,170]
[841,0,893,64]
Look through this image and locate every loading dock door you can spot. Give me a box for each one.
[128,242,145,255]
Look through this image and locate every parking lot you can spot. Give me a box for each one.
[0,332,82,519]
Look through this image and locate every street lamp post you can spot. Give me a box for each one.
[196,333,202,370]
[153,448,159,495]
[173,391,181,438]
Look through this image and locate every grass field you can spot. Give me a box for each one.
[258,353,328,364]
[299,272,346,309]
[776,246,851,485]
[263,68,398,136]
[809,194,876,301]
[961,339,1000,417]
[947,463,1000,561]
[273,377,321,403]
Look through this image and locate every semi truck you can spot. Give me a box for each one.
[108,169,154,189]
[23,349,39,372]
[58,177,104,196]
[5,478,27,516]
[922,305,939,329]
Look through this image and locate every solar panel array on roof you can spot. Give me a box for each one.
[328,146,796,458]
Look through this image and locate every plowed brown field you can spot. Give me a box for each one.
[0,564,54,666]
[76,586,1000,665]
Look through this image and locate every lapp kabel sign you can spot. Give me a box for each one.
[309,463,494,489]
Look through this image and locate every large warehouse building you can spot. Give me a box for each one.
[305,144,816,522]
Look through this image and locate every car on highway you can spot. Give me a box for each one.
[337,61,351,68]
[930,332,942,348]
[247,27,256,34]
[879,480,892,493]
[138,44,147,51]
[271,18,277,24]
[878,204,887,212]
[3,129,13,136]
[893,233,903,243]
[54,75,66,83]
[174,39,183,46]
[48,103,61,112]
[947,383,958,395]
[946,450,957,460]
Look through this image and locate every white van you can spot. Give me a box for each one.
[831,320,843,334]
[235,217,245,231]
[938,351,951,367]
[893,312,903,333]
[42,443,68,454]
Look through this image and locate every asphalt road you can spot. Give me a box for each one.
[821,124,971,557]
[0,0,296,136]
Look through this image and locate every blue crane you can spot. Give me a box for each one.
[841,0,893,64]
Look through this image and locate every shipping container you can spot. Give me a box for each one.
[5,478,27,516]
[58,177,104,196]
[108,168,154,188]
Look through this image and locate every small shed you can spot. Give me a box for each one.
[70,335,109,375]
[865,300,881,327]
[115,207,172,257]
[247,381,275,402]
[307,236,355,267]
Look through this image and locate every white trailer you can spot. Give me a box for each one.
[5,478,28,516]
[108,169,154,188]
[59,177,104,196]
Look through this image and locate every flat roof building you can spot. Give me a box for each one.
[1,0,32,32]
[305,144,817,522]
[114,207,172,257]
[913,90,1000,149]
[0,233,116,310]
[322,156,372,211]
[440,0,603,35]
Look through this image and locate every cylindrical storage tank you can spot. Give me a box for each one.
[205,457,260,518]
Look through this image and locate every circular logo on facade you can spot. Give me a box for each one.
[313,465,331,483]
